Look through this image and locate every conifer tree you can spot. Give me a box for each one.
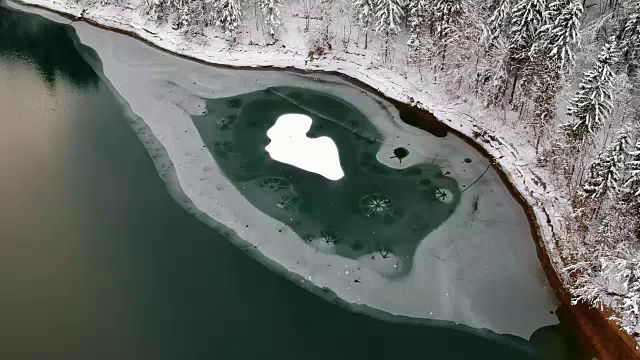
[374,0,404,61]
[259,0,283,37]
[524,46,561,150]
[504,0,545,101]
[145,0,177,21]
[581,130,631,201]
[428,0,462,64]
[353,0,376,49]
[406,0,430,51]
[624,139,640,198]
[509,0,545,59]
[617,0,640,77]
[562,40,619,146]
[477,0,511,106]
[213,0,243,36]
[432,0,462,41]
[374,0,404,35]
[144,0,205,31]
[537,0,583,72]
[481,0,511,47]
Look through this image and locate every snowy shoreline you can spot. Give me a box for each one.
[6,0,639,357]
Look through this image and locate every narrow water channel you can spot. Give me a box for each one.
[0,3,587,359]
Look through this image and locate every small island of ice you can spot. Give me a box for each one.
[265,114,344,181]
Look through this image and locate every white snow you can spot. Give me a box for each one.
[265,114,344,181]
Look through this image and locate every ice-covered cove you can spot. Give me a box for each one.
[9,7,560,341]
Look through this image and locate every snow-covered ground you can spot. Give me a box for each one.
[6,0,579,340]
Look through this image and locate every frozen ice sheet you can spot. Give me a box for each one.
[67,20,558,339]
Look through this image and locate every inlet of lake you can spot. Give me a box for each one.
[0,2,588,359]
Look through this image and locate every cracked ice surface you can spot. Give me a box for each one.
[66,21,559,339]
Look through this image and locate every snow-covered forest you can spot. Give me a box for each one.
[64,0,640,341]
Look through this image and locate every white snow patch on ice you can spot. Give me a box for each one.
[265,114,344,181]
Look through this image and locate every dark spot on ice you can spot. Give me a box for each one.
[464,158,472,163]
[390,147,409,163]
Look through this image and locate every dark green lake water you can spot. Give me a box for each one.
[0,4,585,359]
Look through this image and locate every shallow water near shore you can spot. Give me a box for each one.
[0,2,588,359]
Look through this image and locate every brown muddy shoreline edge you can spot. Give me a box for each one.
[8,1,640,358]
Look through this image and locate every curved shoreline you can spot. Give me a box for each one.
[5,0,639,357]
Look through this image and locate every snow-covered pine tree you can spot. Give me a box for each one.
[213,0,243,36]
[521,45,561,150]
[509,0,545,59]
[259,0,283,38]
[406,0,430,52]
[536,0,583,73]
[500,0,544,102]
[562,40,619,146]
[580,130,632,202]
[313,0,335,51]
[374,0,404,61]
[427,0,462,65]
[481,0,511,47]
[617,0,640,78]
[177,0,206,32]
[475,0,511,106]
[145,0,174,21]
[519,0,581,144]
[374,0,404,35]
[144,0,206,31]
[432,0,463,41]
[353,0,376,49]
[624,138,640,200]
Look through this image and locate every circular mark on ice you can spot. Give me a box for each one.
[359,193,394,218]
[464,158,472,163]
[259,176,292,192]
[434,188,454,204]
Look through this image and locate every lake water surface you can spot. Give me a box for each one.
[0,3,587,359]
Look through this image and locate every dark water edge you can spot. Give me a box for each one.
[0,2,589,359]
